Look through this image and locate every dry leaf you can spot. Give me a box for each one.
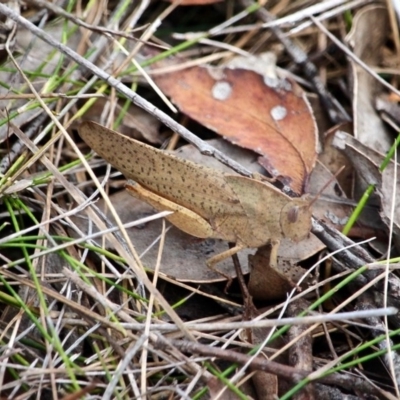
[345,5,392,153]
[155,66,318,194]
[225,52,279,78]
[248,244,314,301]
[248,244,297,301]
[332,131,398,248]
[251,370,278,400]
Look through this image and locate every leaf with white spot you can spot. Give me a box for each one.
[154,66,318,194]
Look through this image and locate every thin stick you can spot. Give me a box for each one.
[0,4,253,178]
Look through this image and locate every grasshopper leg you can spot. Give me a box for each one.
[269,239,280,269]
[206,243,247,284]
[126,180,214,239]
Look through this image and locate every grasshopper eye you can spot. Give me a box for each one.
[287,206,299,223]
[281,201,311,242]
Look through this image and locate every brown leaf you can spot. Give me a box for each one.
[251,370,278,400]
[248,244,296,301]
[310,144,384,239]
[345,5,392,153]
[155,66,318,194]
[248,244,314,301]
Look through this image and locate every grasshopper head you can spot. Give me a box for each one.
[280,199,312,242]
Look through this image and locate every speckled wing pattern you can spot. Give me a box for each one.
[78,121,245,224]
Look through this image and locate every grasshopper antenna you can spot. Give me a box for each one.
[307,165,346,209]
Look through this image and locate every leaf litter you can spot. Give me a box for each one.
[0,1,399,399]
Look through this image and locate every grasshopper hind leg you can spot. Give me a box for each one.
[126,180,214,238]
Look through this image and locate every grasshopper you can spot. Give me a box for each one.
[78,121,312,272]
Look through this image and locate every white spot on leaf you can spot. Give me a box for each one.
[270,105,287,121]
[264,76,280,88]
[212,81,232,101]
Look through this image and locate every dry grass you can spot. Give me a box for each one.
[0,1,399,399]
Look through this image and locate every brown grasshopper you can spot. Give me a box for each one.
[78,121,312,271]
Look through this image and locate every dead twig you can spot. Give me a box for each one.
[154,336,389,397]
